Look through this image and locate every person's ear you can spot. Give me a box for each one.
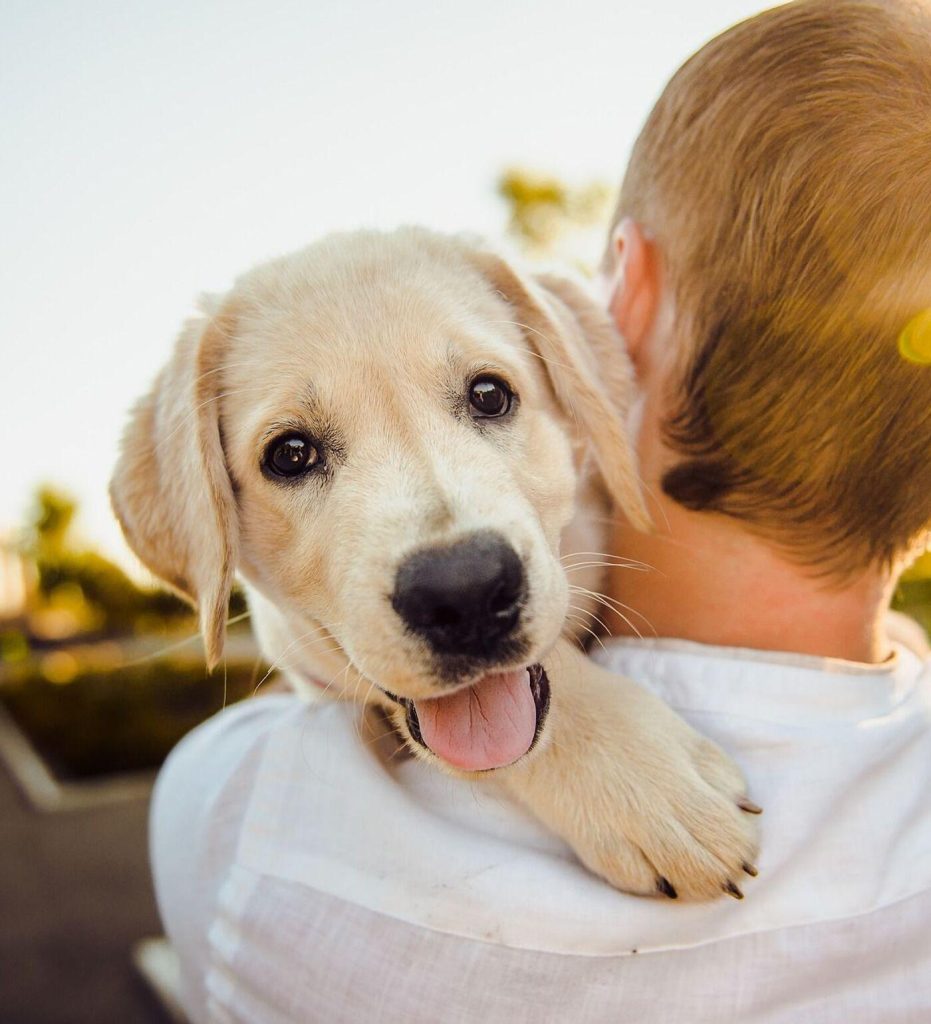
[604,218,659,368]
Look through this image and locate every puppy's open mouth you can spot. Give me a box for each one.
[391,664,550,772]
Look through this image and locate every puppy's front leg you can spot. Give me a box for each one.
[499,640,760,901]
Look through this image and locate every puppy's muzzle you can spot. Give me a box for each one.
[391,531,525,658]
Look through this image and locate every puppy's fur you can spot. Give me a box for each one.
[112,228,758,899]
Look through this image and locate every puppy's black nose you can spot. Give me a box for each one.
[391,532,525,658]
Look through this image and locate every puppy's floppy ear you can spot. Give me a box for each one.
[469,250,651,531]
[110,299,239,669]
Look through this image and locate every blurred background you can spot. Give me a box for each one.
[2,1,929,1021]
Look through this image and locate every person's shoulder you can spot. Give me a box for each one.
[158,692,301,785]
[151,691,362,878]
[149,694,361,949]
[154,692,353,814]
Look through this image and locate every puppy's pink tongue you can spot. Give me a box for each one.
[414,668,536,771]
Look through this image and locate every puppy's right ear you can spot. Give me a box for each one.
[110,300,239,669]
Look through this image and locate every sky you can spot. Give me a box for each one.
[1,0,775,568]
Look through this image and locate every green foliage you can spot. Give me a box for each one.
[894,551,931,638]
[1,654,258,779]
[498,168,613,260]
[30,485,76,553]
[11,485,245,640]
[901,550,931,583]
[0,486,259,779]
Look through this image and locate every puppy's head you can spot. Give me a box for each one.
[111,229,647,771]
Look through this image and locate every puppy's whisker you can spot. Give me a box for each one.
[569,584,655,639]
[291,657,354,705]
[565,607,608,652]
[252,625,338,694]
[564,612,599,653]
[250,643,344,700]
[274,642,346,673]
[117,609,253,668]
[567,602,613,643]
[271,637,346,679]
[560,550,655,571]
[561,556,651,570]
[563,561,651,574]
[318,660,356,702]
[611,610,646,640]
[355,679,383,743]
[385,741,413,764]
[561,552,648,564]
[345,669,372,705]
[248,654,267,700]
[348,674,387,744]
[365,726,406,746]
[268,625,332,664]
[355,675,379,707]
[579,589,653,631]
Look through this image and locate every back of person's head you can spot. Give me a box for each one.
[610,0,931,574]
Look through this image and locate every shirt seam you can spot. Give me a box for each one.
[223,859,931,960]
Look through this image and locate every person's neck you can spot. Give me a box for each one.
[604,496,894,664]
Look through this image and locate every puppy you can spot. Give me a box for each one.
[111,227,759,900]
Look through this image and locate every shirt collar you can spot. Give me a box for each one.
[594,637,924,725]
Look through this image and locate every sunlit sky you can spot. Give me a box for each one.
[2,0,775,567]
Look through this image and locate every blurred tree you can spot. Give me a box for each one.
[498,168,613,267]
[31,486,75,553]
[17,485,192,641]
[1,488,256,779]
[901,550,931,583]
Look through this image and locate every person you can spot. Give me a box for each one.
[150,2,931,1020]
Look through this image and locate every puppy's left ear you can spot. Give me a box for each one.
[468,250,651,531]
[110,299,239,669]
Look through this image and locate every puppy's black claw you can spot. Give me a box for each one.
[737,797,763,815]
[742,861,759,877]
[656,876,678,900]
[724,880,744,900]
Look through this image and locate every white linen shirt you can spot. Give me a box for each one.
[151,639,931,1023]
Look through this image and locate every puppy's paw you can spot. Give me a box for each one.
[572,730,761,902]
[501,647,761,901]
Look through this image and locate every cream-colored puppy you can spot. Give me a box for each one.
[111,227,759,900]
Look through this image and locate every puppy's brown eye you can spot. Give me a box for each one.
[265,434,321,478]
[469,377,513,419]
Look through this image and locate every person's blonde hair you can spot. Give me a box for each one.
[611,0,931,572]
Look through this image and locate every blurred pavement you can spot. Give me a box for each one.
[0,764,169,1023]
